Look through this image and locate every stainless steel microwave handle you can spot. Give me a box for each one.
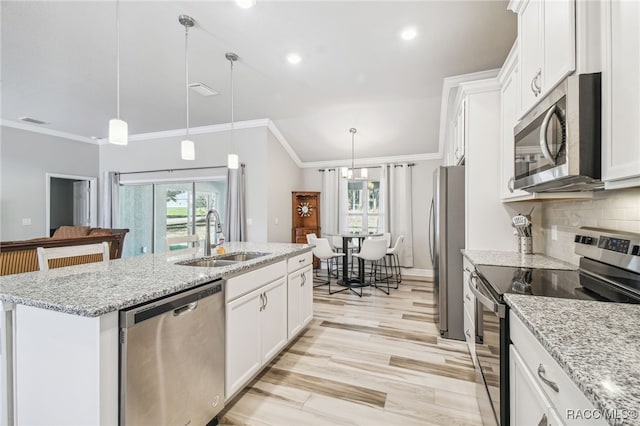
[539,105,557,166]
[469,272,506,318]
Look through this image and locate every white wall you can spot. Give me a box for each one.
[266,130,303,243]
[0,126,99,241]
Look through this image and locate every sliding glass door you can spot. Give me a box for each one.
[119,179,226,257]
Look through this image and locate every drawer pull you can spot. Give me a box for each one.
[465,293,471,302]
[465,329,471,338]
[538,413,547,426]
[537,364,559,392]
[299,258,306,263]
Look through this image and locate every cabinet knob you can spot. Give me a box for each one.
[508,177,515,193]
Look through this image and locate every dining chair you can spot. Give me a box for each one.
[386,235,404,287]
[37,242,110,272]
[352,237,391,295]
[165,234,200,255]
[383,232,392,248]
[310,238,345,291]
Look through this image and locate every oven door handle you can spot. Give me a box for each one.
[470,272,506,318]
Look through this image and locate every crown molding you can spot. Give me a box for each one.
[0,119,100,144]
[437,68,501,156]
[2,117,442,168]
[110,118,271,144]
[266,120,304,168]
[302,152,442,169]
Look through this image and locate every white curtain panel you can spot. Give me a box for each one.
[389,164,414,267]
[320,169,339,236]
[379,164,389,233]
[101,171,120,228]
[338,168,349,233]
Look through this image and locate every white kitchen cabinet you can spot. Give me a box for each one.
[601,0,640,189]
[499,42,530,200]
[510,0,575,117]
[453,99,466,165]
[510,345,554,426]
[510,312,607,425]
[287,265,313,339]
[226,277,287,399]
[225,260,288,400]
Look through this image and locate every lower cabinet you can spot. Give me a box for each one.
[510,312,607,426]
[226,277,287,399]
[462,258,477,366]
[287,265,313,339]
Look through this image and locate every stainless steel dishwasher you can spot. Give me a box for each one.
[119,279,225,426]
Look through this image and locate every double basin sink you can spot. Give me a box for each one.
[176,251,270,268]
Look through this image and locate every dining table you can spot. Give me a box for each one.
[332,232,383,296]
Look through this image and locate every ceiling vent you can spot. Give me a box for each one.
[19,116,48,125]
[189,83,218,97]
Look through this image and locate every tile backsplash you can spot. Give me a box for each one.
[540,188,640,265]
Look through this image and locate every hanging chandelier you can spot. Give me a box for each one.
[179,15,195,161]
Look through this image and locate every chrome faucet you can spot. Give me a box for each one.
[205,209,223,256]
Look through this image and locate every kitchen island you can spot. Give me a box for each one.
[0,242,313,425]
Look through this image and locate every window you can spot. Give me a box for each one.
[118,179,226,257]
[347,179,380,233]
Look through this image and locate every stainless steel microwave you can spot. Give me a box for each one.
[513,73,602,192]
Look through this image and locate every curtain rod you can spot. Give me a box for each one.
[117,164,245,176]
[318,163,415,172]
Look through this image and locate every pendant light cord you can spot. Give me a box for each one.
[184,25,190,137]
[116,0,120,120]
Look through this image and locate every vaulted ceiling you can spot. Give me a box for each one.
[1,1,516,164]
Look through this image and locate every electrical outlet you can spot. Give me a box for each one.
[274,217,279,225]
[141,246,148,254]
[22,218,31,226]
[247,218,253,226]
[551,225,558,241]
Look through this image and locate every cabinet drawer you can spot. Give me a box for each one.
[510,312,607,425]
[287,251,312,274]
[226,261,286,302]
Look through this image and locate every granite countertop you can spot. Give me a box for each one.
[506,295,640,426]
[0,242,312,318]
[462,249,576,270]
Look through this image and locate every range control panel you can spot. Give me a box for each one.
[575,227,640,273]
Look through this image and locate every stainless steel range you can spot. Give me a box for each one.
[469,227,640,426]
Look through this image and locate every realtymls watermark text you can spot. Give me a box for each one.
[567,409,639,421]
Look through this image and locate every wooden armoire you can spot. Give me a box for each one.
[291,191,321,245]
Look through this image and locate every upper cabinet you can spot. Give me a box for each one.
[510,0,576,118]
[601,0,640,189]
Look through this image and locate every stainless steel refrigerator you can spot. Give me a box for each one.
[429,165,465,340]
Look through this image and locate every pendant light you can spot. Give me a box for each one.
[179,15,195,161]
[226,52,239,169]
[108,0,128,145]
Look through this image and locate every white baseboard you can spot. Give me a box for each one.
[401,268,433,279]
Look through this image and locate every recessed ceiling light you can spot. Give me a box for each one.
[189,82,219,96]
[235,0,256,9]
[401,27,417,41]
[287,53,302,65]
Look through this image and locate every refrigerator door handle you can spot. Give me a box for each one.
[428,197,435,265]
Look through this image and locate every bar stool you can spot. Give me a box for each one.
[386,235,404,287]
[310,238,345,291]
[352,237,391,295]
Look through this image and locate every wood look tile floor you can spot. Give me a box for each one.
[218,274,484,426]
